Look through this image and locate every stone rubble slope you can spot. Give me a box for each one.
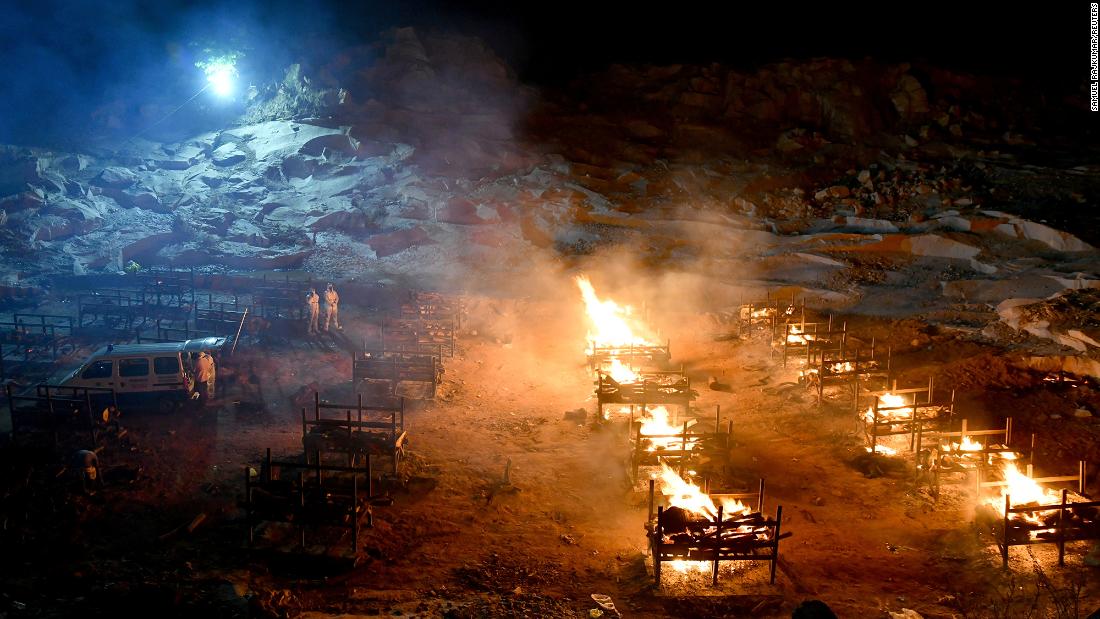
[0,28,1096,360]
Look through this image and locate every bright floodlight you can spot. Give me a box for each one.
[205,63,236,97]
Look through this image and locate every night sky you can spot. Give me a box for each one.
[0,0,1093,144]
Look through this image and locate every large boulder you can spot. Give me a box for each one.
[92,167,138,189]
[211,143,247,167]
[0,191,45,212]
[890,73,930,120]
[367,226,433,257]
[100,187,163,212]
[995,219,1093,252]
[223,121,346,162]
[307,208,375,232]
[901,234,980,260]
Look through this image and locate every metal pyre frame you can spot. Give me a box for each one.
[735,295,804,339]
[918,417,1024,489]
[244,448,376,557]
[587,340,672,373]
[646,478,787,586]
[596,369,693,421]
[302,393,407,475]
[773,317,848,368]
[6,383,117,449]
[76,286,195,337]
[630,405,733,481]
[247,275,317,322]
[373,317,455,358]
[860,377,955,456]
[801,342,891,402]
[352,350,441,399]
[0,313,76,380]
[976,461,1098,567]
[402,291,465,329]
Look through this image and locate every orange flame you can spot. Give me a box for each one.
[576,275,656,351]
[786,324,814,344]
[946,436,983,452]
[983,462,1067,527]
[640,406,697,452]
[606,358,638,383]
[658,463,749,520]
[863,392,914,424]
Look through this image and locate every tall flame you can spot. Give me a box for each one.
[576,275,655,349]
[658,463,749,520]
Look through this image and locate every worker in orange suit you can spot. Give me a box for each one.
[323,282,341,331]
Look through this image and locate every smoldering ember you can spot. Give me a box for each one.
[1,3,1099,618]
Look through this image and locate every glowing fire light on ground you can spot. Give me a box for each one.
[863,392,914,424]
[740,307,773,320]
[640,406,697,452]
[576,275,656,351]
[658,463,749,520]
[786,324,815,344]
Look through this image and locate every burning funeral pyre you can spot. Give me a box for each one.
[978,458,1100,566]
[629,404,732,481]
[647,464,788,585]
[576,276,670,382]
[576,275,683,421]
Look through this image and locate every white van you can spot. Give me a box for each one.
[55,337,227,410]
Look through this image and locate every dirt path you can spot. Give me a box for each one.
[5,297,1100,618]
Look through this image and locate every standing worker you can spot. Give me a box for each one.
[306,287,320,335]
[323,282,341,331]
[194,351,216,402]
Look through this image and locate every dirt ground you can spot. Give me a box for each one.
[3,289,1100,619]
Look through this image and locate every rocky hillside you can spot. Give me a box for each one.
[1,27,1098,355]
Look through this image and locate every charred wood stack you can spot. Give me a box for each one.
[647,478,788,586]
[630,405,732,481]
[596,369,693,420]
